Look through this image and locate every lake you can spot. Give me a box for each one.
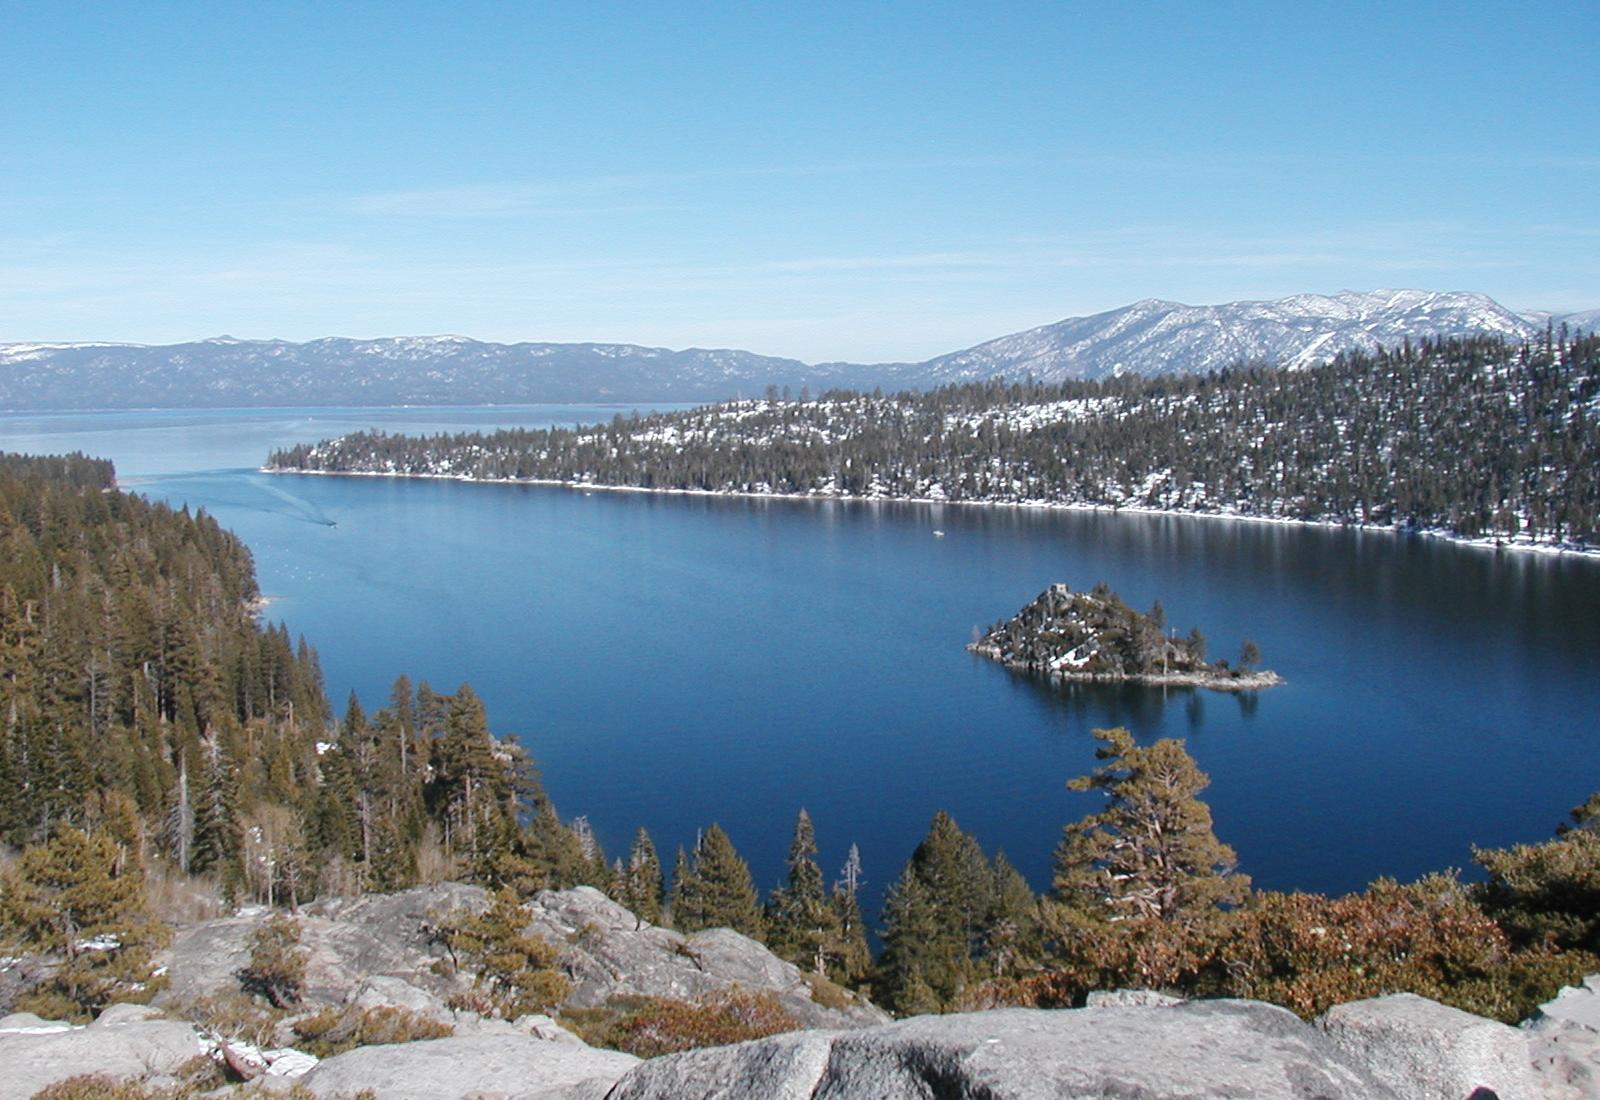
[4,405,1598,919]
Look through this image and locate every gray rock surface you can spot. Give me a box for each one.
[606,1001,1400,1099]
[347,974,455,1024]
[513,1012,589,1045]
[606,1030,840,1100]
[0,1010,74,1033]
[92,1002,168,1026]
[299,1033,639,1100]
[524,886,887,1030]
[157,882,488,1008]
[1084,988,1185,1008]
[1530,974,1600,1035]
[1319,993,1548,1100]
[1526,975,1600,1098]
[0,1019,204,1100]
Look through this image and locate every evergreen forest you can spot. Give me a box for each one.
[271,333,1600,546]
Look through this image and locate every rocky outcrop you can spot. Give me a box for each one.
[156,884,881,1031]
[8,983,1600,1099]
[0,1011,205,1100]
[158,882,489,1007]
[1318,993,1550,1099]
[1526,975,1600,1098]
[608,1000,1398,1099]
[523,886,887,1029]
[606,1029,839,1100]
[27,882,1586,1099]
[297,1034,639,1100]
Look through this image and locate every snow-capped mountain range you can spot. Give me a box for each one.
[920,290,1564,383]
[0,290,1592,409]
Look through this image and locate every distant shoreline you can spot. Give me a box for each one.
[260,465,1600,561]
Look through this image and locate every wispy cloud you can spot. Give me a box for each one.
[751,251,1004,275]
[1003,222,1515,275]
[348,157,1017,219]
[349,177,674,217]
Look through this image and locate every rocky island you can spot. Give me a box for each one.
[968,582,1283,691]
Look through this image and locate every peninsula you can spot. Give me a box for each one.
[262,333,1600,558]
[968,582,1282,691]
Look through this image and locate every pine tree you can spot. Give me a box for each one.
[569,814,613,891]
[829,844,872,986]
[876,863,943,1013]
[431,685,505,873]
[516,797,591,892]
[982,851,1042,979]
[0,826,170,1019]
[667,845,695,930]
[441,887,569,1019]
[875,811,993,1012]
[619,827,663,924]
[238,912,307,1008]
[1052,727,1249,923]
[675,824,764,939]
[766,809,840,974]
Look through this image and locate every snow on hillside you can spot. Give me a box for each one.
[921,290,1546,382]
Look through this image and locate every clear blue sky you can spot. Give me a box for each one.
[2,2,1595,361]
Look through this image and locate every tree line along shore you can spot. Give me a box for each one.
[268,332,1600,552]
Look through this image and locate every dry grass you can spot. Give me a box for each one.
[141,860,227,925]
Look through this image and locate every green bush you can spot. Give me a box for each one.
[237,913,307,1009]
[435,888,569,1019]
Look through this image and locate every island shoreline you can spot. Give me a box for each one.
[969,645,1286,693]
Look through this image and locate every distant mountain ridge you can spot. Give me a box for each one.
[921,289,1561,383]
[1,290,1592,409]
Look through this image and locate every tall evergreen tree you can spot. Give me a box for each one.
[674,824,764,939]
[983,851,1043,979]
[877,863,944,1013]
[1052,727,1249,923]
[667,845,695,930]
[1039,727,1249,996]
[767,808,841,974]
[829,843,872,986]
[876,811,993,1012]
[619,827,663,924]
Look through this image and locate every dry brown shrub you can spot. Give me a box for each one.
[600,988,800,1057]
[291,1004,453,1057]
[30,1077,192,1100]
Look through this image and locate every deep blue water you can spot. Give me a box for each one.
[4,406,1599,920]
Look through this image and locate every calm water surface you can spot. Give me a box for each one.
[4,406,1598,917]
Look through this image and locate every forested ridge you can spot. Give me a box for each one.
[270,332,1600,547]
[0,452,625,905]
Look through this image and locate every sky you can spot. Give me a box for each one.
[1,1,1595,362]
